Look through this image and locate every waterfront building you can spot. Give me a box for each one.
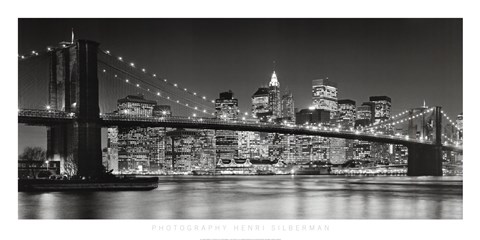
[311,136,330,162]
[329,138,354,165]
[215,90,239,160]
[108,95,170,173]
[353,140,371,160]
[312,78,338,117]
[165,129,216,172]
[238,131,262,159]
[279,134,297,163]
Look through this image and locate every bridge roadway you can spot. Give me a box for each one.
[18,110,462,152]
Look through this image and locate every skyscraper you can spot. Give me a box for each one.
[312,78,338,117]
[215,90,239,121]
[269,71,281,119]
[215,90,239,160]
[252,87,270,122]
[337,99,356,129]
[109,94,170,173]
[355,102,375,127]
[369,96,392,124]
[281,90,295,123]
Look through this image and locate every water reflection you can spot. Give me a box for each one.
[18,176,462,219]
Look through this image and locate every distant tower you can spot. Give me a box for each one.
[215,90,239,121]
[369,96,392,124]
[281,88,295,123]
[312,78,338,118]
[337,99,356,128]
[71,28,75,44]
[251,87,270,122]
[268,70,281,119]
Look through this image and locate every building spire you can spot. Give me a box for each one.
[71,28,75,44]
[269,61,279,87]
[269,70,279,87]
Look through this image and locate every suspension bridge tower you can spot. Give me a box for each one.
[407,106,443,176]
[47,39,103,178]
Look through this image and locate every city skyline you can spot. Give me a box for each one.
[18,19,462,116]
[18,19,462,153]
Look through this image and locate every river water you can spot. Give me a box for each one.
[18,175,462,219]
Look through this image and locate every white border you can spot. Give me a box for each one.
[2,0,478,239]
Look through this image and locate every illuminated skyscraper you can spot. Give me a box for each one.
[215,90,239,159]
[312,78,338,117]
[369,96,392,124]
[281,90,295,123]
[355,102,375,127]
[269,71,281,119]
[252,87,271,122]
[337,99,356,128]
[215,90,239,121]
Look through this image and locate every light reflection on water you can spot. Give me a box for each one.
[18,176,462,219]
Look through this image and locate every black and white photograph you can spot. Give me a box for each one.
[3,1,478,239]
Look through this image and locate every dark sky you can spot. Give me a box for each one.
[18,18,462,153]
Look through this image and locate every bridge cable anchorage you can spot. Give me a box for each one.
[98,49,217,103]
[98,62,215,117]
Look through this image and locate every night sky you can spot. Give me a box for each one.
[18,18,462,153]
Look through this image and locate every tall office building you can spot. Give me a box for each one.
[312,78,338,116]
[337,99,356,129]
[215,90,239,160]
[109,95,169,173]
[269,71,281,119]
[281,90,295,123]
[369,96,392,124]
[215,90,239,120]
[252,87,271,122]
[355,102,375,127]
